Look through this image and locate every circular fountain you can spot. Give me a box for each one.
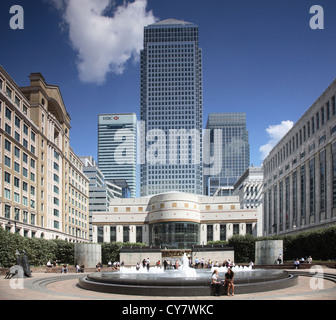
[78,254,297,296]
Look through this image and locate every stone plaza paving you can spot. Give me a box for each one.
[0,268,335,300]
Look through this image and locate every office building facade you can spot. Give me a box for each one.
[92,192,261,248]
[0,66,89,241]
[204,113,250,195]
[263,80,336,236]
[140,19,203,196]
[80,156,122,241]
[97,113,137,198]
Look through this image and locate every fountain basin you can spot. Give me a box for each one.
[78,268,298,296]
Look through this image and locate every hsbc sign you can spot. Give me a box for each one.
[102,116,119,121]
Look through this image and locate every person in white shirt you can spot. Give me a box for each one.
[211,269,222,296]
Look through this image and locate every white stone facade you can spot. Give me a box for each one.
[92,192,262,248]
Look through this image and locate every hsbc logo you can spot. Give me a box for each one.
[102,116,120,121]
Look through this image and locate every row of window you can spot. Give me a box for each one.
[265,95,336,176]
[0,78,28,116]
[264,144,336,234]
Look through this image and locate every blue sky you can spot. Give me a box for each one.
[1,0,336,168]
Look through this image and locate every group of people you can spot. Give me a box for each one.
[194,258,236,269]
[46,259,84,273]
[294,256,313,269]
[211,268,235,296]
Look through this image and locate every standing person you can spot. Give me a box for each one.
[277,254,282,265]
[201,258,205,269]
[146,258,150,271]
[211,269,222,296]
[225,268,235,296]
[195,257,199,268]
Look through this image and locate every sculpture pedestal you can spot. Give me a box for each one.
[74,243,101,268]
[255,240,283,265]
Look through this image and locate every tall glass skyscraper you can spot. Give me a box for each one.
[98,113,137,197]
[204,113,250,196]
[140,19,203,196]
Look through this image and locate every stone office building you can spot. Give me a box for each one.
[263,79,336,236]
[0,66,89,241]
[92,192,262,248]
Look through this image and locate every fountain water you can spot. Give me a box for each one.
[79,253,298,296]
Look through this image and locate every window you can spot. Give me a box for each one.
[14,176,20,188]
[4,156,11,167]
[5,107,12,120]
[14,192,20,203]
[320,150,326,216]
[5,204,11,219]
[4,171,11,184]
[5,123,11,134]
[14,162,20,173]
[6,87,12,99]
[207,224,213,242]
[15,116,20,128]
[123,226,130,242]
[220,224,226,241]
[5,139,11,152]
[110,226,117,242]
[136,226,142,243]
[4,188,11,199]
[309,158,315,219]
[14,146,20,158]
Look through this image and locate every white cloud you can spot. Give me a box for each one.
[259,120,294,161]
[50,0,156,84]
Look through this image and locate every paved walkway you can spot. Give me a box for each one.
[0,268,335,300]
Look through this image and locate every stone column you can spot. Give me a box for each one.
[92,225,98,243]
[142,225,149,245]
[213,223,220,241]
[200,223,207,245]
[129,225,136,243]
[116,225,123,242]
[103,225,110,243]
[226,223,233,239]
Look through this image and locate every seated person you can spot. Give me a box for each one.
[225,268,235,296]
[211,269,222,296]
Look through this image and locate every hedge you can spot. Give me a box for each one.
[208,225,336,263]
[0,227,145,268]
[1,225,335,267]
